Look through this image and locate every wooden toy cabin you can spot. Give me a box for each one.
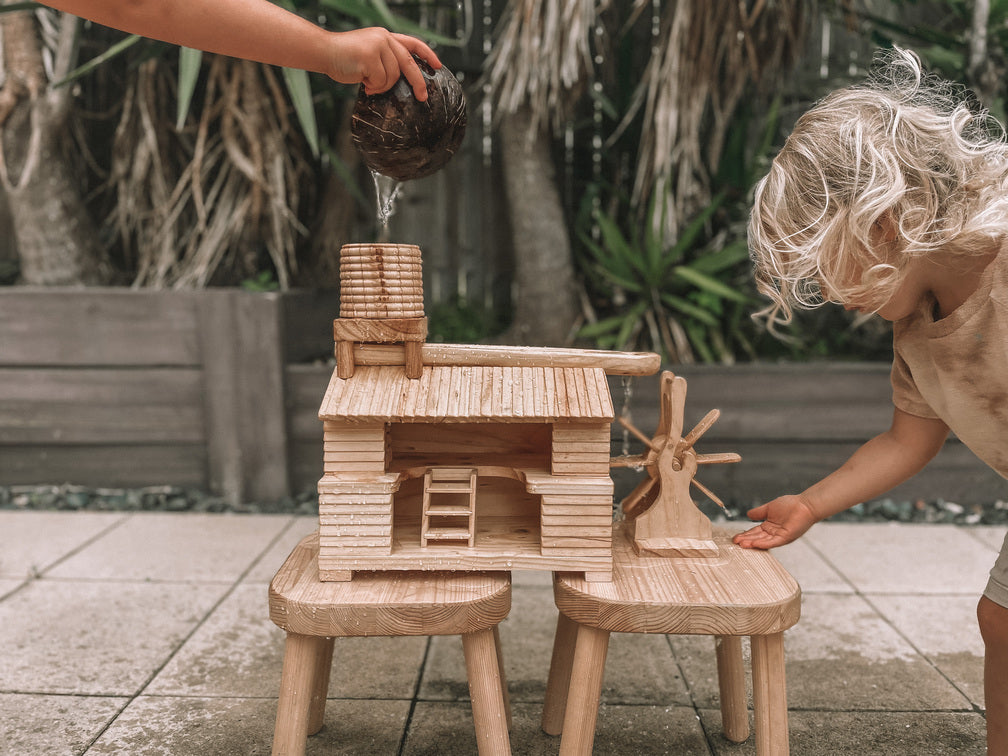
[316,244,658,582]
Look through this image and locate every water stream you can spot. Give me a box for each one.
[371,170,404,229]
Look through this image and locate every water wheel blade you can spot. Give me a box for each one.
[695,452,742,465]
[621,475,658,520]
[617,415,659,452]
[678,408,720,453]
[691,476,726,509]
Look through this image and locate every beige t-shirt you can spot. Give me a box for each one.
[891,241,1008,479]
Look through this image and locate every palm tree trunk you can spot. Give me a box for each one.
[0,7,110,285]
[498,106,577,346]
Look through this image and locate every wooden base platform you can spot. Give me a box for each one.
[318,517,613,582]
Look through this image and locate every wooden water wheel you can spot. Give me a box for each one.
[610,371,740,557]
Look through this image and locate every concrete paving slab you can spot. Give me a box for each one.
[419,634,474,703]
[301,698,412,755]
[0,578,25,600]
[806,522,995,595]
[0,511,125,579]
[511,568,553,588]
[326,635,428,699]
[0,579,224,695]
[0,512,996,754]
[587,702,712,755]
[596,632,692,706]
[241,515,316,584]
[404,701,558,756]
[869,593,985,707]
[783,593,973,711]
[145,583,285,697]
[47,512,290,583]
[698,709,988,756]
[85,695,280,756]
[490,584,559,704]
[0,692,126,756]
[770,537,852,593]
[970,524,1008,552]
[668,633,746,711]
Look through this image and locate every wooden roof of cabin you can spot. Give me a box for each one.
[318,365,614,422]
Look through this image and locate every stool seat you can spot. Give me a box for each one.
[269,532,512,755]
[544,522,801,755]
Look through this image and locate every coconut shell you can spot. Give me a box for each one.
[351,57,467,182]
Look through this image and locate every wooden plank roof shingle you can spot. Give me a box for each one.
[318,366,614,422]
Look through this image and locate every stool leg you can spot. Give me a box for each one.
[559,624,610,756]
[306,637,335,736]
[715,635,749,743]
[751,633,789,756]
[492,625,512,729]
[462,627,512,756]
[542,611,578,736]
[273,633,330,756]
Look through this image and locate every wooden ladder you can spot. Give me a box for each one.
[421,467,477,547]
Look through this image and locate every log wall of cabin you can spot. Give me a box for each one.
[319,421,395,564]
[387,422,551,471]
[551,423,611,475]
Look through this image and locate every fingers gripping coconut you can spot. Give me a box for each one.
[351,56,467,182]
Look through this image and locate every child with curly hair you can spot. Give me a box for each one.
[734,48,1008,753]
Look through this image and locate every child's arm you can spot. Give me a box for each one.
[733,407,950,550]
[42,0,441,100]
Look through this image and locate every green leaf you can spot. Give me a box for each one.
[577,315,627,339]
[175,47,203,130]
[684,321,715,363]
[589,87,619,121]
[324,143,370,208]
[669,190,726,259]
[642,190,669,278]
[316,0,384,24]
[689,240,750,275]
[659,294,720,326]
[317,0,461,46]
[282,67,320,157]
[593,212,639,280]
[672,265,751,303]
[591,264,642,293]
[54,34,142,88]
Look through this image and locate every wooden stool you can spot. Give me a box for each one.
[542,522,801,756]
[268,532,512,756]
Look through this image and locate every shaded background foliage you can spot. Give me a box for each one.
[0,0,994,362]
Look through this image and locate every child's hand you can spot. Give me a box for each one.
[329,27,442,101]
[732,494,819,550]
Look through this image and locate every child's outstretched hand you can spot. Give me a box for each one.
[329,27,442,101]
[732,494,819,550]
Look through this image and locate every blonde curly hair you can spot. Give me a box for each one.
[749,47,1008,326]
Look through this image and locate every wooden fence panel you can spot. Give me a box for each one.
[0,288,202,367]
[0,367,203,444]
[2,287,1003,507]
[0,288,339,503]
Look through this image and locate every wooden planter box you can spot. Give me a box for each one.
[1,289,1002,506]
[0,288,339,503]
